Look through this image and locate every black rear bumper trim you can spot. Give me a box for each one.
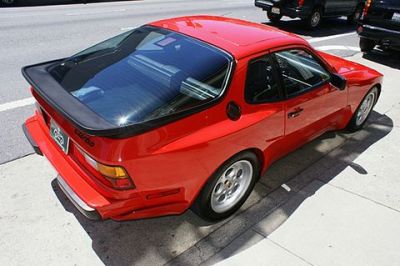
[22,123,43,156]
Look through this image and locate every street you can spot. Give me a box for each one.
[1,0,400,265]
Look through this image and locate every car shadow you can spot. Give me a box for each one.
[52,111,393,266]
[51,174,268,265]
[262,17,356,38]
[362,49,400,70]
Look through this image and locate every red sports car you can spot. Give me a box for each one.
[23,16,382,221]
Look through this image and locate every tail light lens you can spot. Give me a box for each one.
[362,0,372,18]
[82,151,135,190]
[298,0,305,7]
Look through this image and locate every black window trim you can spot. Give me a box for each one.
[244,46,334,105]
[271,47,332,99]
[244,53,285,105]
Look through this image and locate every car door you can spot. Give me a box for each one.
[325,0,356,16]
[271,48,346,150]
[243,53,286,162]
[324,0,343,16]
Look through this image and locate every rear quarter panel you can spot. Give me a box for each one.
[117,57,284,206]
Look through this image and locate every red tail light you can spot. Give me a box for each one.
[79,149,135,190]
[362,0,372,18]
[298,0,305,7]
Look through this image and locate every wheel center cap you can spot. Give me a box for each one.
[224,180,233,189]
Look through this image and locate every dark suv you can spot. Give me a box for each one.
[255,0,365,29]
[357,0,400,52]
[0,0,84,6]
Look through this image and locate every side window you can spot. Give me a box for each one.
[245,56,280,103]
[274,49,330,97]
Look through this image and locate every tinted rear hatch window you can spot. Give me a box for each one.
[48,26,232,128]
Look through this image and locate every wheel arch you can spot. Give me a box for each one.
[374,83,382,101]
[189,147,265,208]
[314,3,325,15]
[220,148,265,179]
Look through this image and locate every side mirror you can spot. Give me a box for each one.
[330,73,347,91]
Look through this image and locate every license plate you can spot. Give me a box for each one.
[50,120,69,154]
[393,12,400,22]
[271,7,280,15]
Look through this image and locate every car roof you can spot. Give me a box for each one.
[149,16,308,59]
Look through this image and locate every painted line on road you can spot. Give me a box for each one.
[308,32,356,43]
[120,27,135,31]
[0,97,35,113]
[120,26,140,31]
[66,8,126,16]
[316,45,360,52]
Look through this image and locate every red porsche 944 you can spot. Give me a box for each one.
[23,16,382,221]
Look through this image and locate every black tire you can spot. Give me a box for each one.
[359,37,376,53]
[347,5,363,24]
[192,151,260,221]
[267,11,283,23]
[346,86,379,132]
[304,8,323,29]
[1,0,17,6]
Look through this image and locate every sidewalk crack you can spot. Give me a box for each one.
[268,238,314,266]
[322,182,400,214]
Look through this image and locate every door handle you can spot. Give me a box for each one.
[288,108,304,119]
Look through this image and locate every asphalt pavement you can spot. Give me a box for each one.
[1,1,399,265]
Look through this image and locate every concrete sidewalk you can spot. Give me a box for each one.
[215,118,400,265]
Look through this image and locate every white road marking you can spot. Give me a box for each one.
[308,32,356,43]
[281,183,291,192]
[120,26,138,31]
[316,45,360,52]
[66,8,126,16]
[0,97,35,113]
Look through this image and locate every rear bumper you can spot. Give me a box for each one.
[22,123,42,156]
[358,24,400,50]
[57,175,101,220]
[23,116,111,220]
[254,0,312,19]
[25,119,101,220]
[23,114,188,221]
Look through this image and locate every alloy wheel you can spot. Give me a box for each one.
[210,160,253,213]
[310,11,321,28]
[356,91,376,126]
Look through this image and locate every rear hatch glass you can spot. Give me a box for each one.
[48,26,232,128]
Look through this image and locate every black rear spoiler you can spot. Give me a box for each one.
[22,60,153,138]
[22,60,207,139]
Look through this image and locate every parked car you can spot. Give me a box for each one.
[0,0,84,7]
[255,0,365,29]
[0,0,17,5]
[357,0,400,52]
[23,16,382,221]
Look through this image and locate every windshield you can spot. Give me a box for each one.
[49,26,232,127]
